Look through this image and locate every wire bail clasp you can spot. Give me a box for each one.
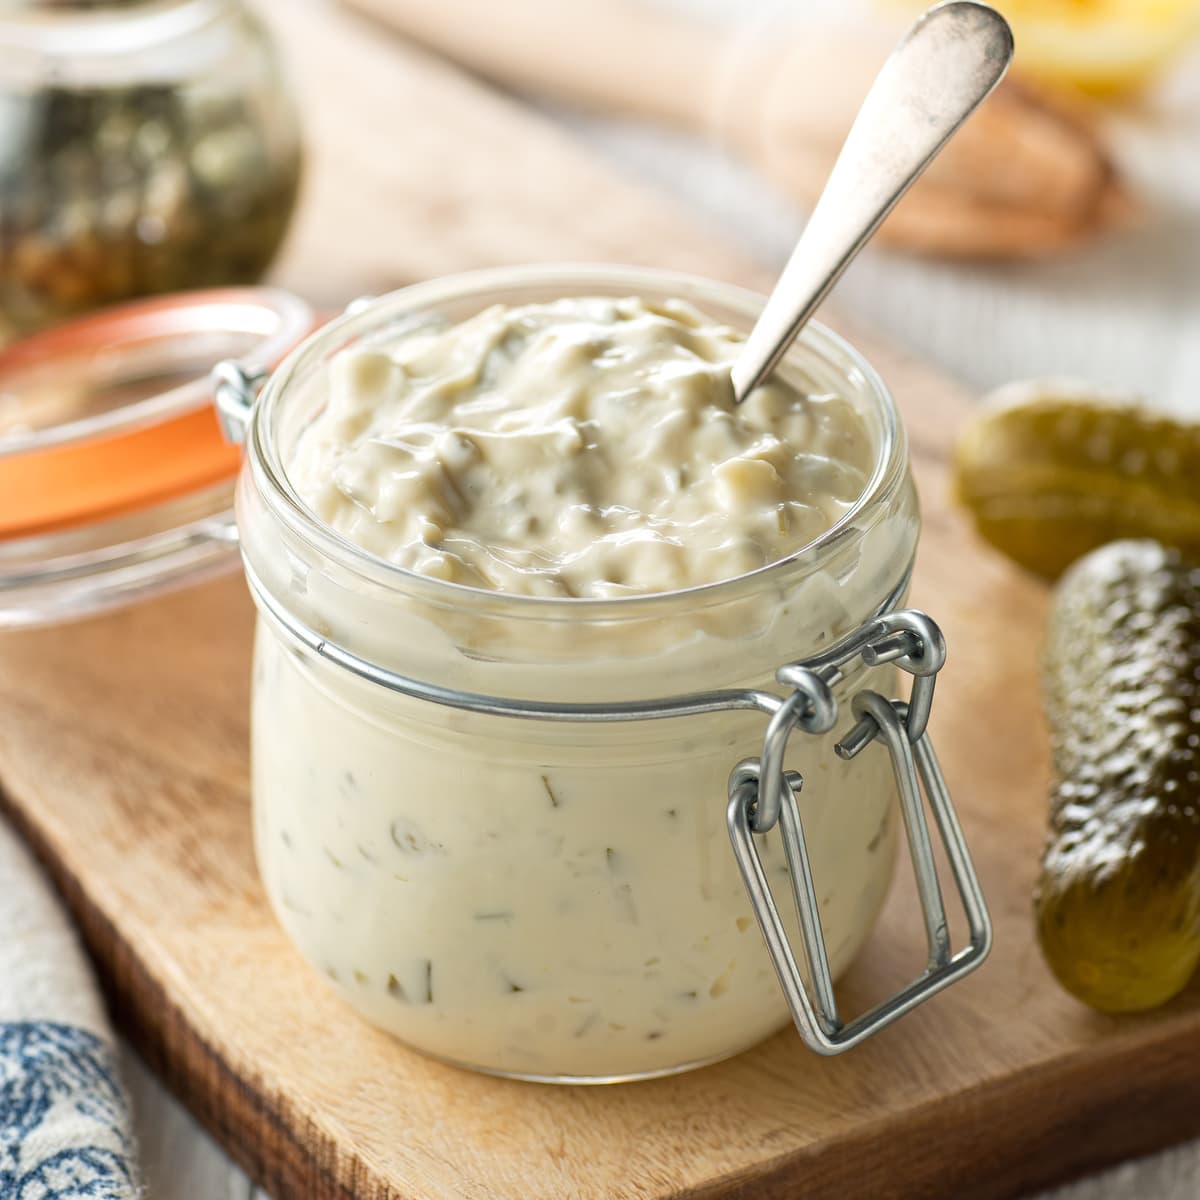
[726,610,991,1055]
[213,360,270,445]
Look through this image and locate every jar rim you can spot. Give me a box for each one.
[246,264,910,622]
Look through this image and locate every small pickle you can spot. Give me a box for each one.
[954,382,1200,579]
[1037,539,1200,1012]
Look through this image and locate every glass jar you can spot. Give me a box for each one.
[225,265,990,1082]
[0,286,314,628]
[0,0,302,339]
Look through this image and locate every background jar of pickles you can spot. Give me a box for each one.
[0,0,302,340]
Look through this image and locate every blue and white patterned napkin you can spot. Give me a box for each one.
[0,815,141,1200]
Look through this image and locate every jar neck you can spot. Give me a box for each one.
[247,546,916,722]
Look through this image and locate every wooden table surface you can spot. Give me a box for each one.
[88,1,1200,1197]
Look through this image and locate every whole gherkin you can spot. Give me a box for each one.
[954,385,1200,579]
[1037,540,1200,1012]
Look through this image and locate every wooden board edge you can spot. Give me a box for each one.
[685,1030,1200,1200]
[6,779,1200,1200]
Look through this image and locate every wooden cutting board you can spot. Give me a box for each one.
[2,3,1199,1199]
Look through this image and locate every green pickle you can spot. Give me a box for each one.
[1037,540,1200,1012]
[954,383,1200,579]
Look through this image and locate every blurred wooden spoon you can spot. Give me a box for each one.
[341,0,1134,259]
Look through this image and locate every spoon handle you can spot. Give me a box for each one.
[731,2,1013,403]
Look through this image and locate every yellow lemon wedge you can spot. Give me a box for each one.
[881,0,1200,95]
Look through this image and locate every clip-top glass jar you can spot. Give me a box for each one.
[222,265,991,1082]
[0,0,302,338]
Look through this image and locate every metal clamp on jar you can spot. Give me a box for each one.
[726,610,989,1056]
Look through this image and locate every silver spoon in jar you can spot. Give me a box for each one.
[731,1,1014,403]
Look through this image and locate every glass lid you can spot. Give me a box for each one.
[0,286,315,629]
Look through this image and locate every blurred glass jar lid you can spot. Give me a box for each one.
[0,286,315,629]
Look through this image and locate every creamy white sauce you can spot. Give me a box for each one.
[253,647,899,1078]
[286,297,874,597]
[251,295,910,1079]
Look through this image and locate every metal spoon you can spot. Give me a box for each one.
[731,1,1014,403]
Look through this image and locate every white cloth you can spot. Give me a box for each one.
[0,815,141,1200]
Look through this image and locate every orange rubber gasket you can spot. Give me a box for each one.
[0,288,317,540]
[0,403,242,537]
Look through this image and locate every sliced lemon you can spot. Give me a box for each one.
[881,0,1200,94]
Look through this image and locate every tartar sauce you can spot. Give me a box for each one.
[286,297,873,596]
